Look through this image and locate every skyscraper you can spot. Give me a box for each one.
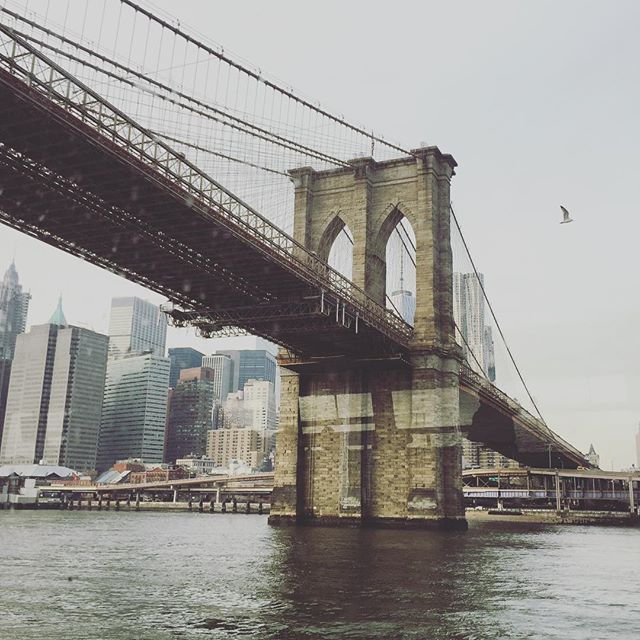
[483,326,496,383]
[201,353,232,404]
[454,272,501,469]
[221,379,277,431]
[97,352,170,470]
[0,360,11,451]
[453,272,494,378]
[168,347,204,388]
[586,444,600,468]
[0,301,108,471]
[164,367,215,463]
[107,297,167,358]
[389,252,416,325]
[0,261,30,448]
[217,349,277,392]
[243,379,277,431]
[0,261,31,360]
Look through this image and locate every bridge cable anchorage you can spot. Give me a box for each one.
[450,203,548,426]
[1,16,349,170]
[119,0,412,159]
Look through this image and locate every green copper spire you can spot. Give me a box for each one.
[49,295,67,326]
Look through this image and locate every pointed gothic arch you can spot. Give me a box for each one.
[373,204,417,325]
[317,213,354,280]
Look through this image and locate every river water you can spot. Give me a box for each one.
[0,510,638,639]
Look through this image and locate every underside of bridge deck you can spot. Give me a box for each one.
[0,63,408,360]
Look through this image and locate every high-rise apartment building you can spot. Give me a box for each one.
[107,297,167,358]
[0,261,31,360]
[97,352,170,470]
[477,448,521,470]
[222,391,245,429]
[206,427,273,470]
[243,379,277,431]
[217,349,277,392]
[164,367,215,463]
[221,379,277,431]
[0,304,108,471]
[168,347,203,388]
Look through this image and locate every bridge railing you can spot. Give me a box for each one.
[0,24,412,348]
[459,363,587,465]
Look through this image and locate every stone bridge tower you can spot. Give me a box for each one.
[269,146,466,529]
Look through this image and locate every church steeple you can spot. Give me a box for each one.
[49,296,67,326]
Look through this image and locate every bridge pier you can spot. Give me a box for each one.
[271,354,465,529]
[270,148,466,529]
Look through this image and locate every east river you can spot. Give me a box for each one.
[0,511,638,639]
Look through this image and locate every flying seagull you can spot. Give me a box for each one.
[560,205,573,224]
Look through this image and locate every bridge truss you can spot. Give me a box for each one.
[0,23,411,359]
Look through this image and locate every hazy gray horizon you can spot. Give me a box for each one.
[1,0,638,469]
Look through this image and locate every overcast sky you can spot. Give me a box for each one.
[1,0,639,469]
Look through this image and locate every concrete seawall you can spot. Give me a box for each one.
[467,508,639,527]
[2,499,270,514]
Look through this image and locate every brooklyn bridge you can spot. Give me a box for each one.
[0,4,589,529]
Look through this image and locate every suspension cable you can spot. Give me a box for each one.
[2,11,349,168]
[149,131,288,176]
[120,0,412,158]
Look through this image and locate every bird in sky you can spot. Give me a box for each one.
[560,205,573,224]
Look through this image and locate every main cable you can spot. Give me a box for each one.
[1,10,349,168]
[120,0,412,158]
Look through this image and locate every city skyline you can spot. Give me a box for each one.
[1,247,637,470]
[0,268,283,472]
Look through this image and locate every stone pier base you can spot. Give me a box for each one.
[269,147,465,530]
[270,355,466,530]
